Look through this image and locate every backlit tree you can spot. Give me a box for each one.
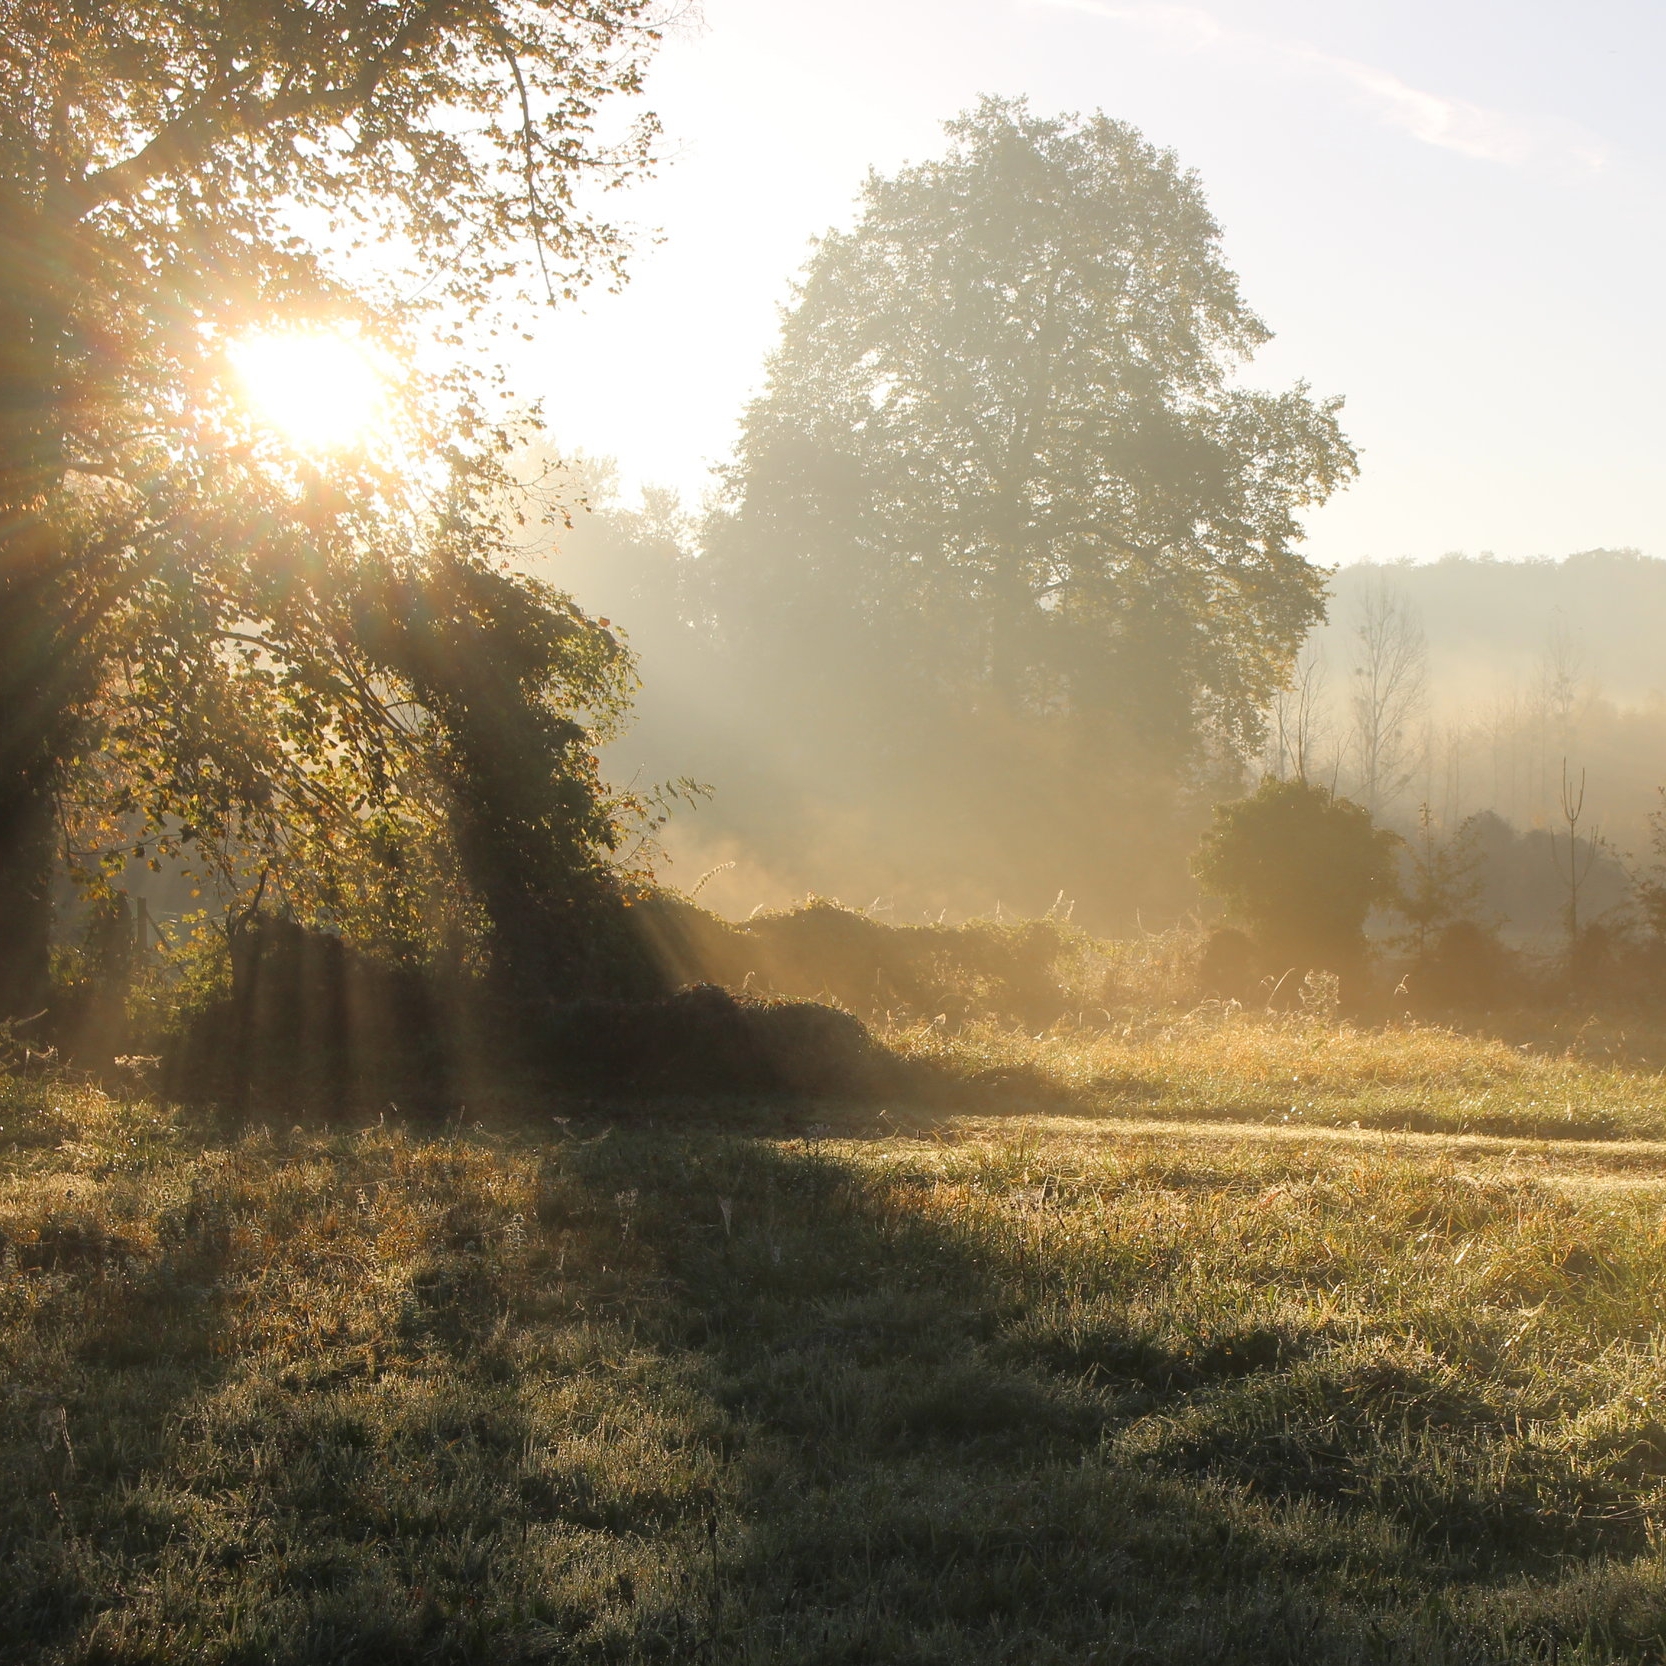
[707,97,1356,754]
[700,98,1358,920]
[0,0,665,1011]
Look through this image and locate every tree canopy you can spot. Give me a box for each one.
[0,0,666,1011]
[707,97,1356,759]
[688,98,1357,922]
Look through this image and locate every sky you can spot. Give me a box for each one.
[526,0,1666,565]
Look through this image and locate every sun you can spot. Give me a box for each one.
[230,329,387,451]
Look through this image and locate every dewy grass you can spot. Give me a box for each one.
[889,1005,1666,1141]
[8,1019,1666,1662]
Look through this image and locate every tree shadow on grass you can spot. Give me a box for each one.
[10,1113,1664,1665]
[542,1128,1665,1665]
[0,1172,246,1661]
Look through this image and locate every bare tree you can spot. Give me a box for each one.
[1551,758,1601,969]
[1478,679,1526,827]
[1267,643,1332,783]
[1347,573,1428,820]
[1535,617,1583,735]
[1529,618,1584,824]
[1433,717,1469,830]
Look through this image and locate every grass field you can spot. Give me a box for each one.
[892,1005,1666,1142]
[9,1009,1666,1663]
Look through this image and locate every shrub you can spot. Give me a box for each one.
[536,982,893,1097]
[1410,919,1515,1011]
[1195,927,1259,1004]
[1192,778,1400,978]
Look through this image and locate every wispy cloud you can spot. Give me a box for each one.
[1038,0,1607,170]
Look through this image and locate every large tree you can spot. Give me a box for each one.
[700,98,1357,918]
[0,1,665,1012]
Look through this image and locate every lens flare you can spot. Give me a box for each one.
[231,329,386,451]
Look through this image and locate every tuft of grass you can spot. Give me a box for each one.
[9,1029,1666,1660]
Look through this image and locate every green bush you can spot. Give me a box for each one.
[1193,778,1400,978]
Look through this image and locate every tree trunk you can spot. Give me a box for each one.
[0,223,80,1020]
[0,518,86,1022]
[0,766,57,1021]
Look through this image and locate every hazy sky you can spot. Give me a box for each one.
[528,0,1666,564]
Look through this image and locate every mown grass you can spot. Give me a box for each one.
[891,1005,1666,1141]
[7,1012,1666,1663]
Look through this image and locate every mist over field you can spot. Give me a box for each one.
[536,499,1666,946]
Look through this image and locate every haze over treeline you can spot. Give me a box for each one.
[1300,553,1666,833]
[541,479,1666,940]
[504,96,1666,956]
[521,98,1666,944]
[522,98,1369,932]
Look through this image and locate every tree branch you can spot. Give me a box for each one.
[68,0,474,219]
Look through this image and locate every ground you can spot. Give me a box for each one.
[7,1008,1666,1663]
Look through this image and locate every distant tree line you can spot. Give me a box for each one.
[1189,769,1666,1012]
[1267,556,1666,856]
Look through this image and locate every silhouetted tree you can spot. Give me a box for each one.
[1398,803,1483,962]
[1267,643,1333,785]
[1551,759,1603,982]
[1633,789,1666,952]
[355,551,660,999]
[1346,573,1427,820]
[1192,778,1400,975]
